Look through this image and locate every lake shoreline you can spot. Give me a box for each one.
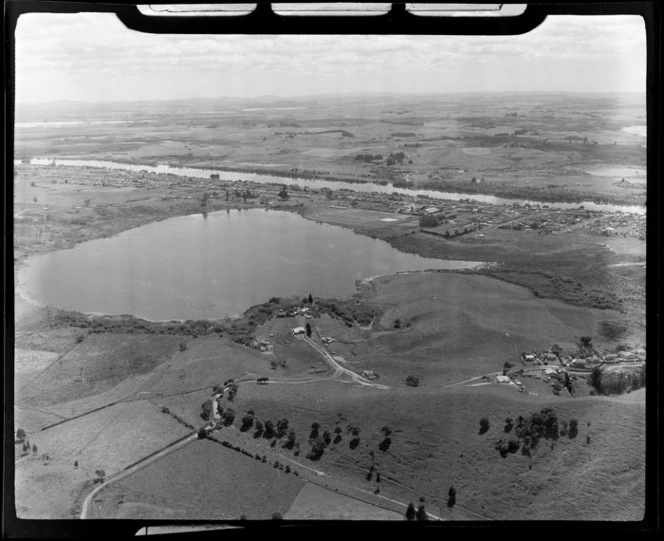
[14,203,487,326]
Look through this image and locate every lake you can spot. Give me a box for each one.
[19,209,482,321]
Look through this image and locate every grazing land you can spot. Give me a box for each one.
[13,93,646,521]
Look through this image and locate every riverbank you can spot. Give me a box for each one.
[17,158,647,210]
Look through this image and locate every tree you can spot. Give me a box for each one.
[74,460,79,468]
[448,486,457,508]
[16,428,26,442]
[505,417,514,432]
[308,293,313,304]
[310,422,320,439]
[479,417,490,434]
[381,425,393,437]
[241,414,255,432]
[405,503,416,521]
[405,375,420,387]
[272,512,283,520]
[305,323,312,338]
[200,400,212,421]
[95,469,106,483]
[222,408,235,426]
[568,418,579,438]
[278,185,289,200]
[276,418,289,438]
[264,420,276,438]
[416,504,428,521]
[254,419,264,435]
[307,438,326,461]
[322,430,332,446]
[589,366,604,394]
[285,429,297,449]
[197,428,208,439]
[32,444,38,454]
[379,437,392,452]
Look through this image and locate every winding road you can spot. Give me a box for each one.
[80,430,200,519]
[301,334,390,390]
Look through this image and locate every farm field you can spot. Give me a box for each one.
[91,438,305,520]
[14,400,192,519]
[285,482,403,520]
[15,92,646,206]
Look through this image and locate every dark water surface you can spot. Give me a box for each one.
[21,209,482,321]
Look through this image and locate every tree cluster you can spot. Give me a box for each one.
[200,400,212,421]
[386,152,406,166]
[355,153,383,162]
[419,214,445,228]
[589,364,645,395]
[485,408,580,458]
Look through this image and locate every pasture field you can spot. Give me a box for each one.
[185,379,645,520]
[357,271,607,385]
[91,438,305,519]
[285,483,403,520]
[17,333,182,408]
[15,400,192,519]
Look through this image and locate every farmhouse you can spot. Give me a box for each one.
[570,359,589,369]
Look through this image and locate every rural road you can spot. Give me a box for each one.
[80,431,200,519]
[301,335,389,390]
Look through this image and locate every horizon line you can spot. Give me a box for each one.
[14,89,646,107]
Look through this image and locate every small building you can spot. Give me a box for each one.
[544,353,558,363]
[292,327,306,336]
[570,359,588,369]
[496,375,510,384]
[362,370,378,380]
[210,173,220,181]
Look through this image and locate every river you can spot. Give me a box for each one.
[19,209,483,321]
[18,158,646,215]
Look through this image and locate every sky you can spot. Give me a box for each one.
[13,11,646,103]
